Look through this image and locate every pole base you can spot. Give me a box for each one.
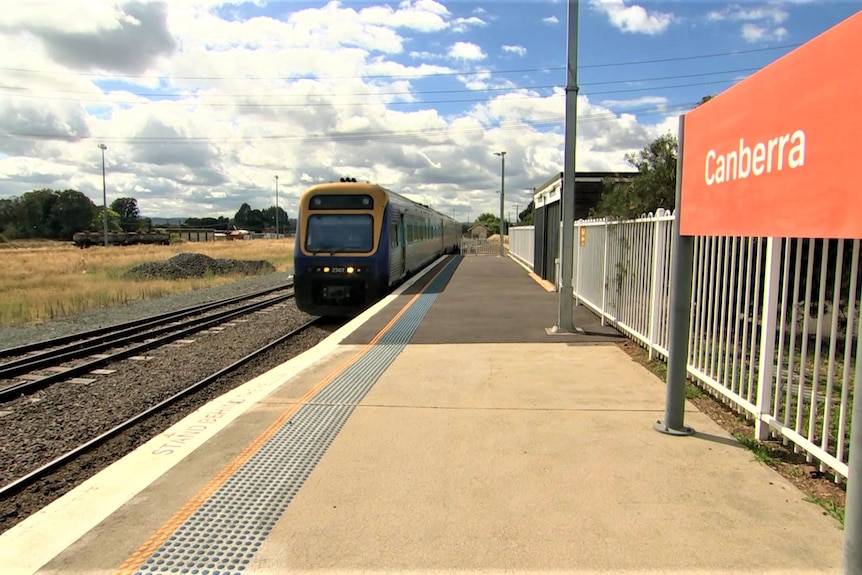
[653,420,695,436]
[545,325,585,335]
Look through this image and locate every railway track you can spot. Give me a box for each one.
[0,284,295,402]
[0,316,324,499]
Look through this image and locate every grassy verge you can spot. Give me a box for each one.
[0,239,296,328]
[616,339,847,529]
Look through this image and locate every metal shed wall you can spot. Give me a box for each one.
[530,171,637,285]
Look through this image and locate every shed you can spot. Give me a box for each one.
[467,223,490,239]
[532,171,637,283]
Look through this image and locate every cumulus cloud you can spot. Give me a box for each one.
[600,96,669,109]
[2,1,177,74]
[542,15,560,24]
[0,0,680,219]
[502,45,527,57]
[706,4,790,43]
[741,22,788,42]
[447,41,486,61]
[451,16,487,33]
[589,0,673,35]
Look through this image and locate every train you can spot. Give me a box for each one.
[293,178,461,317]
[72,230,171,248]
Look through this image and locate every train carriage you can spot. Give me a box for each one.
[294,179,460,317]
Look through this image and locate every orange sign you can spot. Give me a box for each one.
[680,10,862,239]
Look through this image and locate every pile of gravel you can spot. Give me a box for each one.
[124,252,276,281]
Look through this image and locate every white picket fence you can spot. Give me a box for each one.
[509,213,860,480]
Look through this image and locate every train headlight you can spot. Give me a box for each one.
[346,266,354,274]
[323,267,330,273]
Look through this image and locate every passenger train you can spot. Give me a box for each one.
[293,178,461,317]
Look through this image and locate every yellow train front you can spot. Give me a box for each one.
[293,180,460,317]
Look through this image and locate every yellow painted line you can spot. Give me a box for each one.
[114,257,456,574]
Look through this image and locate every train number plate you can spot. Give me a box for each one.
[330,267,346,273]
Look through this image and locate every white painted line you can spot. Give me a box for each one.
[0,257,449,575]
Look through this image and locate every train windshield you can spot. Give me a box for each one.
[305,214,374,253]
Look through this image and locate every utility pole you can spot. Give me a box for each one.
[98,143,108,247]
[494,150,506,256]
[274,175,279,238]
[552,0,579,334]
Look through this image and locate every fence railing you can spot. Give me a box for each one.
[508,212,860,480]
[460,237,506,256]
[509,227,534,268]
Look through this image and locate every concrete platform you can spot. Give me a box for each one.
[343,255,625,345]
[0,255,844,575]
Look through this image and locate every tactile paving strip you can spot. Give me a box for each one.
[130,257,460,575]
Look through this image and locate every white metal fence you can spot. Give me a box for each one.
[508,213,860,480]
[460,238,504,255]
[509,227,534,268]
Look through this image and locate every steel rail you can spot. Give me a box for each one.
[0,317,322,499]
[0,282,293,360]
[0,292,294,401]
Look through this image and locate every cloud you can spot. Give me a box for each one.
[358,0,451,32]
[4,1,177,74]
[588,0,673,35]
[447,41,486,61]
[0,0,681,220]
[451,16,486,32]
[502,45,527,57]
[706,4,791,43]
[600,96,669,109]
[741,22,788,42]
[707,5,789,25]
[542,15,560,24]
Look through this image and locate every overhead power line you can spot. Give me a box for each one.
[0,66,759,101]
[0,43,800,82]
[0,101,698,144]
[0,77,744,107]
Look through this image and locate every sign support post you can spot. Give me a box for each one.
[654,114,695,437]
[844,306,862,573]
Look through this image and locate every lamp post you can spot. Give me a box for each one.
[494,150,506,256]
[274,175,279,238]
[98,144,108,247]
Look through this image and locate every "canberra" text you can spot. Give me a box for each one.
[704,130,806,186]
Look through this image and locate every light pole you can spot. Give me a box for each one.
[494,150,506,256]
[98,144,108,247]
[274,175,279,238]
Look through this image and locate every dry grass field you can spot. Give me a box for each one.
[0,238,295,328]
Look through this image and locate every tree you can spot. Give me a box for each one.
[518,201,535,226]
[0,198,20,238]
[591,133,678,220]
[184,216,231,229]
[90,207,121,232]
[111,197,141,231]
[234,203,253,228]
[50,190,98,238]
[475,212,501,235]
[262,206,289,233]
[17,189,58,238]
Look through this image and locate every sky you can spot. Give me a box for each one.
[0,0,859,223]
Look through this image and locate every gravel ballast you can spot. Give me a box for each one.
[0,256,345,535]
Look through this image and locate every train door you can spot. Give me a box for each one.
[399,213,406,275]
